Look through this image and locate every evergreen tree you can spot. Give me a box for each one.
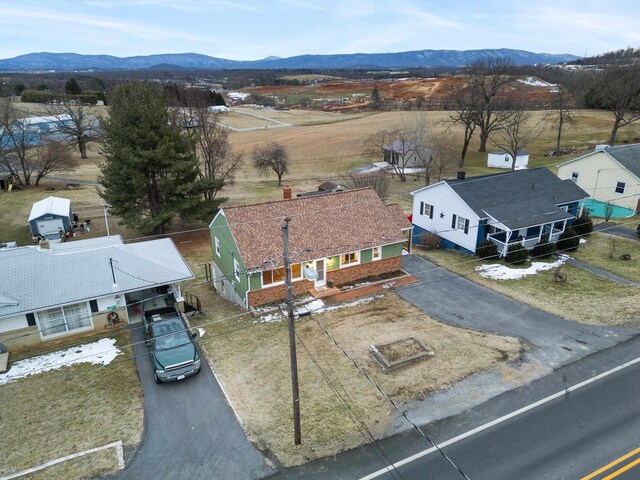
[65,78,82,95]
[370,84,381,110]
[98,83,217,235]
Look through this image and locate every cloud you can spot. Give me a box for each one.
[207,0,261,12]
[277,0,324,11]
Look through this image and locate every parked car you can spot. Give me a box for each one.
[143,302,201,384]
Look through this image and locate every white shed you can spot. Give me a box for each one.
[487,151,529,170]
[28,196,72,239]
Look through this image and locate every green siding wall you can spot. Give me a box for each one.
[210,212,249,302]
[382,242,404,259]
[249,273,262,291]
[361,248,373,263]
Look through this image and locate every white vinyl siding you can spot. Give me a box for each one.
[0,315,29,334]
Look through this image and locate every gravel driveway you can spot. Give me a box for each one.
[110,325,274,480]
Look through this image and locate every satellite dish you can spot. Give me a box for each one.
[303,265,318,280]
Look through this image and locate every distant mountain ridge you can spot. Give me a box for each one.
[0,49,580,71]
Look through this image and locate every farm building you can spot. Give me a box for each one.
[28,196,72,239]
[487,151,529,170]
[557,144,640,218]
[382,140,429,168]
[209,188,412,309]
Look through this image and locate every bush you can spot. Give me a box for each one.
[532,235,557,258]
[571,214,593,236]
[476,240,498,259]
[419,233,441,250]
[505,243,529,265]
[557,227,580,252]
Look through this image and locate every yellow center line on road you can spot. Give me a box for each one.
[581,446,640,480]
[602,457,640,480]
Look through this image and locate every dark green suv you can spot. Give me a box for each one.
[143,307,201,384]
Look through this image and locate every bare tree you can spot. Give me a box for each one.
[490,105,545,171]
[363,128,415,181]
[341,171,390,199]
[446,81,479,168]
[468,58,516,152]
[584,62,640,144]
[252,141,289,185]
[182,95,244,201]
[45,100,100,159]
[547,88,577,153]
[408,115,456,185]
[31,141,77,186]
[0,99,77,186]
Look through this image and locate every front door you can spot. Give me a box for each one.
[315,259,326,288]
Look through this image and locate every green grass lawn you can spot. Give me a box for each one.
[0,332,143,479]
[417,247,640,326]
[572,232,640,282]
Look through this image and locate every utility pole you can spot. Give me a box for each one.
[282,216,302,445]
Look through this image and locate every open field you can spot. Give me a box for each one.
[417,247,640,326]
[571,232,640,282]
[189,285,521,467]
[1,107,636,245]
[0,333,143,479]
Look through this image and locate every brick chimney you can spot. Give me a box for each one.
[283,186,292,199]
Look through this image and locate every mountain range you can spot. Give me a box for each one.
[0,49,580,71]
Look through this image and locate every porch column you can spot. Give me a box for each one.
[503,230,512,257]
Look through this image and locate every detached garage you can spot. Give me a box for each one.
[487,151,529,170]
[28,196,72,239]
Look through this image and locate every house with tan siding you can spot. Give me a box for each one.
[557,144,640,218]
[209,188,412,309]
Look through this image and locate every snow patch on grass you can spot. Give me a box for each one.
[257,295,383,323]
[0,338,121,385]
[476,255,569,280]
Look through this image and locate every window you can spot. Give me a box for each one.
[262,267,285,286]
[420,202,433,219]
[214,237,220,256]
[341,251,359,266]
[233,258,240,281]
[615,181,626,194]
[291,263,302,280]
[372,246,381,261]
[38,302,91,338]
[571,172,579,183]
[452,214,469,234]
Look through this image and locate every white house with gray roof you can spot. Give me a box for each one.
[0,235,193,351]
[411,168,589,257]
[557,144,640,218]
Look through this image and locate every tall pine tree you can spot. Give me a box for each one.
[98,83,218,235]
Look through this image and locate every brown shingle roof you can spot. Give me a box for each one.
[221,188,411,270]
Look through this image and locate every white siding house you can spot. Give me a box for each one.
[411,182,480,253]
[557,144,640,217]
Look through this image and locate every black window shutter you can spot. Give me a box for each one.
[464,219,469,234]
[451,214,457,229]
[420,202,424,215]
[89,300,99,313]
[429,205,434,219]
[26,313,36,326]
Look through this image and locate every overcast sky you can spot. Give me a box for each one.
[0,0,638,60]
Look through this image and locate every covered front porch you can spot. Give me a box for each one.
[487,221,567,257]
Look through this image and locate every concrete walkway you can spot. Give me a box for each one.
[564,257,639,286]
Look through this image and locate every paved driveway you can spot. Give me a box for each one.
[397,255,635,368]
[594,222,639,240]
[110,325,274,480]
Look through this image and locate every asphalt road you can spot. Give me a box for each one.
[110,325,274,480]
[271,333,640,480]
[594,222,639,241]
